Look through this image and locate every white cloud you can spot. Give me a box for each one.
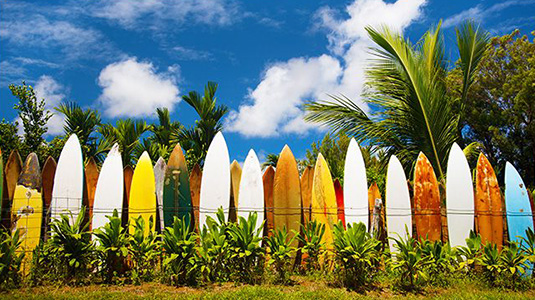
[227,0,427,137]
[97,58,181,118]
[33,75,66,136]
[172,46,213,61]
[443,0,535,28]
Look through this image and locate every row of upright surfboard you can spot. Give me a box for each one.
[0,132,533,257]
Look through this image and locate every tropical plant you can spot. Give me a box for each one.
[520,227,535,278]
[161,217,198,286]
[305,21,489,179]
[296,220,325,273]
[419,239,457,286]
[27,242,56,287]
[333,222,381,289]
[265,227,296,285]
[390,231,430,290]
[0,119,22,163]
[261,153,279,169]
[129,216,159,284]
[93,210,129,283]
[499,242,528,289]
[99,119,150,166]
[136,107,182,162]
[0,229,24,288]
[198,212,232,282]
[227,211,264,284]
[479,243,501,286]
[457,230,483,273]
[303,133,350,182]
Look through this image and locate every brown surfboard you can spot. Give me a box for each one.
[229,160,242,222]
[475,153,503,248]
[300,166,313,225]
[2,150,22,229]
[413,152,441,242]
[189,164,202,231]
[122,165,134,226]
[263,166,275,237]
[84,157,99,229]
[41,156,56,238]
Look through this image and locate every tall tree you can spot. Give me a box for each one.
[137,107,182,162]
[100,119,149,166]
[446,29,535,185]
[305,22,489,180]
[0,119,22,162]
[261,154,279,169]
[303,133,350,182]
[10,81,52,152]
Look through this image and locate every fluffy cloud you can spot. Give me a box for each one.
[443,0,535,28]
[97,58,181,118]
[227,0,426,137]
[32,75,66,136]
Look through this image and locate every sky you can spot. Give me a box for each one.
[1,0,534,164]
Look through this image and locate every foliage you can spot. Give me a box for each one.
[99,119,150,166]
[0,229,24,289]
[457,231,483,273]
[0,119,22,163]
[93,210,129,283]
[419,239,457,286]
[265,227,296,285]
[136,107,182,163]
[198,212,232,282]
[499,242,528,289]
[261,153,279,169]
[303,133,350,182]
[129,216,159,284]
[305,22,489,180]
[361,145,388,193]
[520,227,535,275]
[161,217,198,286]
[390,232,430,290]
[479,243,501,286]
[332,222,381,289]
[296,220,325,273]
[10,82,52,153]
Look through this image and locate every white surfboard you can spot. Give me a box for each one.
[446,142,474,248]
[238,149,264,231]
[199,132,230,228]
[154,157,166,232]
[92,144,123,230]
[386,155,412,253]
[344,138,368,229]
[51,134,84,224]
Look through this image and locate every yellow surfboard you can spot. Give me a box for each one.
[229,160,242,222]
[311,153,337,248]
[12,153,42,266]
[129,152,156,235]
[300,166,313,225]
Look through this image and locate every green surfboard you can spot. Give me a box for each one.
[163,144,192,228]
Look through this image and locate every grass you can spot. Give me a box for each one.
[2,276,534,300]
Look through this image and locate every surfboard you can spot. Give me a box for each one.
[263,166,275,236]
[84,157,99,229]
[0,148,3,216]
[189,164,202,231]
[385,155,412,252]
[413,152,441,242]
[51,134,84,223]
[446,142,474,248]
[368,183,386,240]
[300,166,313,225]
[505,162,534,244]
[129,152,156,235]
[2,150,22,228]
[122,166,133,226]
[475,153,503,248]
[92,144,123,230]
[334,179,345,226]
[41,157,56,214]
[163,144,192,229]
[311,153,337,248]
[199,132,230,228]
[154,157,166,232]
[12,153,42,258]
[229,160,242,222]
[344,138,368,229]
[238,149,264,231]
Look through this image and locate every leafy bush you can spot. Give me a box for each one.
[296,220,325,273]
[161,217,198,286]
[0,229,24,289]
[499,242,528,289]
[457,230,483,273]
[333,222,381,289]
[129,216,159,284]
[93,210,129,283]
[265,226,296,285]
[390,232,430,290]
[520,227,535,278]
[419,239,457,286]
[198,211,232,283]
[479,243,501,286]
[227,211,264,284]
[27,242,56,286]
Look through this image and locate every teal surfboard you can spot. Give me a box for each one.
[505,162,534,244]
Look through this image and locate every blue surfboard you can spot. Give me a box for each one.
[505,162,534,245]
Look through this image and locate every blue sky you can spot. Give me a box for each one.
[1,0,534,164]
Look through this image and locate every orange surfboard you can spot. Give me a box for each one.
[229,160,242,222]
[475,153,503,248]
[263,166,275,237]
[122,166,134,226]
[2,150,22,228]
[334,178,345,227]
[189,164,202,231]
[273,146,301,246]
[413,152,441,241]
[300,166,313,225]
[84,157,99,229]
[368,183,382,227]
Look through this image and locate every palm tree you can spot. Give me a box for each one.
[136,107,182,162]
[99,119,150,166]
[261,153,279,169]
[56,102,109,162]
[305,21,489,180]
[172,81,229,168]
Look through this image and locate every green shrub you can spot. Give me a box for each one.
[457,230,483,273]
[129,216,159,284]
[296,220,325,273]
[161,217,198,286]
[479,243,501,286]
[266,226,296,285]
[390,232,430,290]
[93,210,129,283]
[499,242,528,289]
[0,229,24,289]
[419,239,457,286]
[333,222,381,289]
[520,227,535,278]
[27,241,56,286]
[198,211,232,283]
